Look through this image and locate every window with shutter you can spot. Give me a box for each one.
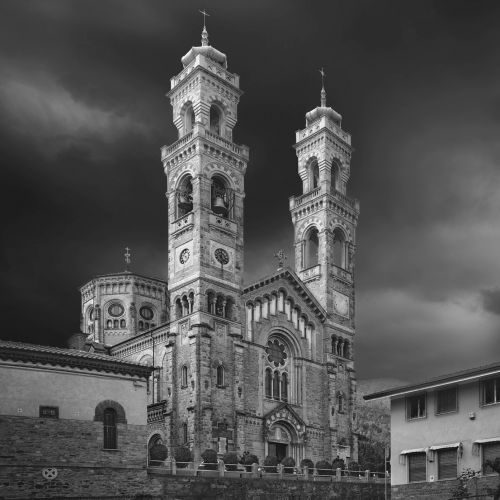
[437,448,457,479]
[406,394,426,420]
[483,442,500,474]
[408,452,426,482]
[436,387,458,414]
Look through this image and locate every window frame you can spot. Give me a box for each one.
[406,393,427,421]
[435,386,458,415]
[39,406,59,419]
[103,407,118,450]
[481,377,500,407]
[181,365,188,388]
[436,447,458,480]
[481,441,500,475]
[216,365,225,388]
[407,452,427,483]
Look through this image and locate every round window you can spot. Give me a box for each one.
[108,303,124,317]
[267,339,288,367]
[140,306,154,320]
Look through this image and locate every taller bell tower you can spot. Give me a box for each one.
[160,25,249,460]
[290,79,359,347]
[162,25,249,319]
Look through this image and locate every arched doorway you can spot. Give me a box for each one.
[267,423,292,462]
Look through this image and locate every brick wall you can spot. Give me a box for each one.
[392,475,499,500]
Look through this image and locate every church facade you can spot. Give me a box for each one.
[80,27,360,465]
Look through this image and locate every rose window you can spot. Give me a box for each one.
[266,339,288,367]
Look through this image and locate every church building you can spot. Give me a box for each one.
[79,25,360,465]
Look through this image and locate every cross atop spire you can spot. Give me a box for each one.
[199,9,210,46]
[124,247,131,272]
[319,67,327,107]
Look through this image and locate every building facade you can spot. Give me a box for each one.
[0,339,157,498]
[79,27,360,465]
[365,363,500,499]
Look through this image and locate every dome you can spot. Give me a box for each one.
[181,45,227,69]
[305,106,342,126]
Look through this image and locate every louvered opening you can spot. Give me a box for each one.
[483,442,500,473]
[408,452,426,482]
[437,448,457,480]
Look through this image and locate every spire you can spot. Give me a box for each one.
[319,68,327,107]
[199,9,210,46]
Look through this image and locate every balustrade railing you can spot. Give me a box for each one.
[147,459,388,484]
[161,132,194,159]
[147,400,167,424]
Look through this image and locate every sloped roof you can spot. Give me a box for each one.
[364,361,500,401]
[0,339,153,378]
[243,267,327,322]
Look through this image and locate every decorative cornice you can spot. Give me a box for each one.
[0,340,153,379]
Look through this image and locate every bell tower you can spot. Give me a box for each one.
[160,22,249,460]
[290,75,359,338]
[162,25,249,317]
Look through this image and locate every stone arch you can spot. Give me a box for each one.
[180,100,196,135]
[328,219,352,242]
[94,400,127,424]
[205,162,241,190]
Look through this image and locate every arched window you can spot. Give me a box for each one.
[184,103,195,134]
[225,297,234,320]
[331,160,340,192]
[210,105,221,135]
[281,373,288,402]
[272,371,280,400]
[181,365,188,387]
[216,365,225,387]
[103,408,117,449]
[113,319,119,329]
[310,160,319,191]
[215,295,225,317]
[333,228,346,268]
[337,393,344,413]
[120,319,126,328]
[148,434,164,466]
[176,175,193,219]
[182,422,188,444]
[211,175,233,219]
[175,298,183,319]
[139,320,144,331]
[107,319,112,329]
[264,335,297,404]
[265,368,272,398]
[304,227,319,268]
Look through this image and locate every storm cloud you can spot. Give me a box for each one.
[1,0,500,384]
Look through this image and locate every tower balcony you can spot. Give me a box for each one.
[295,114,351,146]
[331,264,352,283]
[289,188,359,213]
[299,264,321,283]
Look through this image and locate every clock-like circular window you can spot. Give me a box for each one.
[140,306,154,320]
[179,248,190,264]
[266,339,288,367]
[214,248,230,265]
[108,303,124,317]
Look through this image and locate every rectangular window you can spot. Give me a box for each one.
[406,394,426,420]
[39,406,59,419]
[408,452,426,482]
[436,387,458,414]
[482,442,500,474]
[482,378,500,405]
[437,448,457,480]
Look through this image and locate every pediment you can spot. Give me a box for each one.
[263,403,307,440]
[243,267,326,322]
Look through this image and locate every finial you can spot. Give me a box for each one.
[319,67,327,107]
[199,9,210,46]
[274,249,288,270]
[124,247,131,272]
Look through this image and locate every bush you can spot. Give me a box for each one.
[223,452,239,471]
[174,447,192,468]
[263,455,279,473]
[241,452,259,471]
[281,456,295,474]
[149,443,168,463]
[201,448,218,470]
[331,456,345,471]
[300,458,314,473]
[315,460,333,476]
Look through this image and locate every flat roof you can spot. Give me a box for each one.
[364,360,500,401]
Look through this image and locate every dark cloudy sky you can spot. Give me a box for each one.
[2,0,500,384]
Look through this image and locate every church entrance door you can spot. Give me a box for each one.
[268,442,287,462]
